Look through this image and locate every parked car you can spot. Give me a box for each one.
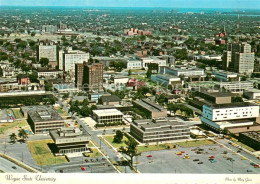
[241,157,246,160]
[210,160,217,163]
[85,159,89,162]
[193,159,199,162]
[90,159,94,162]
[209,156,215,159]
[250,163,255,166]
[247,169,253,172]
[81,167,85,171]
[12,166,17,170]
[254,164,259,168]
[198,162,203,164]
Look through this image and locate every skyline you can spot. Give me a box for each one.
[0,0,260,9]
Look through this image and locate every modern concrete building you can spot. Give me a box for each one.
[130,117,190,143]
[217,81,253,93]
[59,48,89,72]
[126,59,142,69]
[93,109,123,124]
[133,99,167,118]
[100,95,121,106]
[50,127,90,155]
[212,70,238,82]
[83,63,103,91]
[141,57,167,70]
[239,132,260,151]
[36,69,63,78]
[21,106,64,134]
[150,74,181,86]
[38,42,57,62]
[112,75,129,85]
[160,66,205,81]
[223,43,255,74]
[243,88,260,100]
[200,103,259,131]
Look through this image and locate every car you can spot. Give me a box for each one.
[176,152,182,155]
[247,169,253,172]
[210,160,217,163]
[193,159,199,161]
[254,164,259,168]
[81,167,85,171]
[209,156,215,159]
[209,158,214,161]
[241,157,246,160]
[90,159,94,162]
[183,156,190,159]
[232,152,237,155]
[237,150,241,153]
[181,151,185,153]
[102,158,106,160]
[96,158,99,161]
[198,162,203,164]
[250,163,255,166]
[85,159,89,162]
[12,166,17,169]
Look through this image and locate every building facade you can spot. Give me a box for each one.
[83,63,103,91]
[75,63,84,89]
[130,117,190,143]
[92,109,123,124]
[38,42,57,62]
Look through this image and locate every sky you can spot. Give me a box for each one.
[0,0,259,9]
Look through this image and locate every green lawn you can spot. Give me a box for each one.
[11,108,23,119]
[0,120,28,134]
[103,135,128,148]
[27,139,67,166]
[83,148,102,158]
[54,106,68,116]
[176,140,215,147]
[137,143,176,153]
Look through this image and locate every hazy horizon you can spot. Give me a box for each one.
[0,0,259,10]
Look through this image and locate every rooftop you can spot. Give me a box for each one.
[134,99,165,112]
[208,102,258,109]
[100,95,121,102]
[93,108,123,116]
[22,105,63,123]
[241,131,260,142]
[50,127,91,140]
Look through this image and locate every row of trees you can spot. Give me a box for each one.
[167,103,194,118]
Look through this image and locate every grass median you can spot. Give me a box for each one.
[176,139,215,147]
[27,139,67,166]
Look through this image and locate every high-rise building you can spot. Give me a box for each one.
[83,63,103,91]
[38,42,57,62]
[223,43,254,74]
[75,63,84,89]
[59,48,89,73]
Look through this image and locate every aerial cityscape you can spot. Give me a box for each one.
[0,0,260,176]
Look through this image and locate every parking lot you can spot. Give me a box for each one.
[137,144,260,174]
[54,157,117,173]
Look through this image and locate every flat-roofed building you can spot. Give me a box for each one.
[37,69,63,78]
[212,70,238,82]
[21,106,64,134]
[130,117,190,143]
[218,81,253,93]
[83,63,103,92]
[151,74,181,86]
[133,99,167,118]
[201,103,259,131]
[50,127,90,155]
[239,132,260,151]
[126,59,142,69]
[38,42,57,62]
[243,88,260,100]
[93,109,123,123]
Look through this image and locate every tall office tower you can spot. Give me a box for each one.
[75,63,84,89]
[223,43,255,74]
[82,62,103,92]
[38,41,57,62]
[58,48,89,72]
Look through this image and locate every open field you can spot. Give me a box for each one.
[176,139,215,147]
[103,135,128,148]
[137,144,176,153]
[11,108,24,119]
[27,139,68,166]
[0,120,28,134]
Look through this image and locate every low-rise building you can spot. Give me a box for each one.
[212,70,238,82]
[200,102,259,131]
[243,88,260,100]
[21,106,64,134]
[217,81,254,93]
[130,117,190,143]
[133,99,167,118]
[100,95,121,106]
[150,74,181,86]
[112,75,129,85]
[141,57,167,70]
[239,132,260,151]
[37,69,63,78]
[126,59,142,69]
[50,127,90,155]
[93,109,123,124]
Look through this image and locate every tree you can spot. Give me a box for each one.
[45,82,53,91]
[39,58,49,67]
[18,129,28,143]
[9,133,17,144]
[29,73,38,83]
[119,137,140,167]
[113,130,124,143]
[128,69,132,76]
